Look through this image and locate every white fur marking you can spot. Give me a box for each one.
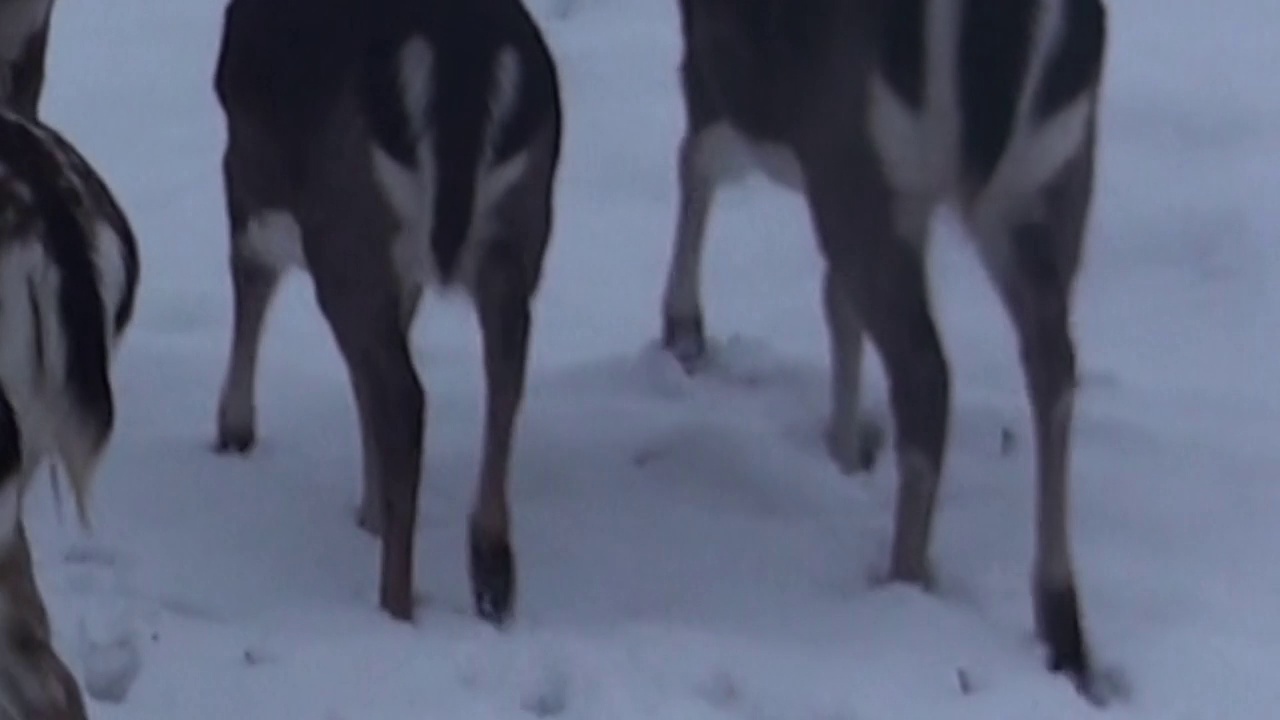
[398,37,434,136]
[487,48,522,135]
[690,122,804,190]
[372,145,440,288]
[91,221,128,340]
[0,240,87,531]
[867,0,1096,244]
[0,242,61,439]
[971,0,1094,234]
[867,0,963,199]
[368,35,445,290]
[241,211,304,270]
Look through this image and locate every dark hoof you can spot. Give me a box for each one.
[380,583,415,623]
[662,313,707,372]
[356,501,385,537]
[1036,583,1092,691]
[214,425,255,454]
[826,419,885,475]
[468,524,515,626]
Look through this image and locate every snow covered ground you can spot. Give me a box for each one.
[21,0,1280,717]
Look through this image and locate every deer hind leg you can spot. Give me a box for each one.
[0,397,88,718]
[804,147,949,587]
[308,220,424,621]
[215,149,290,455]
[354,280,422,538]
[966,137,1096,690]
[467,152,555,624]
[469,242,530,625]
[0,518,89,719]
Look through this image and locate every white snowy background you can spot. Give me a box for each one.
[22,0,1280,717]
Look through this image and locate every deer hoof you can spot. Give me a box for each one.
[214,425,256,454]
[356,501,385,537]
[1036,582,1093,692]
[468,523,515,626]
[825,418,884,474]
[662,312,707,372]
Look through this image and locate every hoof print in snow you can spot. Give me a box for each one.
[1077,663,1131,708]
[242,645,276,667]
[81,631,143,705]
[63,542,118,568]
[521,670,569,718]
[695,670,741,710]
[355,501,385,538]
[469,526,516,626]
[999,427,1016,456]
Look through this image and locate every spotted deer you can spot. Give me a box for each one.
[211,0,563,624]
[0,104,140,717]
[662,0,1108,696]
[0,0,55,117]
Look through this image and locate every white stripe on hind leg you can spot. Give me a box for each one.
[53,405,107,531]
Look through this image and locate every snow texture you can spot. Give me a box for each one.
[18,0,1280,718]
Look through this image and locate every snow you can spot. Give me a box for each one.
[18,0,1280,717]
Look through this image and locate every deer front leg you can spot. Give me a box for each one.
[821,267,885,474]
[661,126,721,370]
[214,156,289,455]
[215,246,283,454]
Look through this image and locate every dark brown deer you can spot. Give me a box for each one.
[0,103,140,718]
[662,0,1108,697]
[211,0,563,624]
[0,0,55,117]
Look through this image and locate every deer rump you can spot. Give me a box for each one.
[213,0,557,288]
[0,109,139,535]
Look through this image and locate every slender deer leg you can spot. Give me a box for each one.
[215,246,283,454]
[313,254,424,621]
[805,151,948,586]
[352,371,385,535]
[356,280,423,536]
[822,267,885,474]
[215,157,287,454]
[469,240,533,625]
[661,126,720,369]
[970,144,1096,689]
[0,466,88,718]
